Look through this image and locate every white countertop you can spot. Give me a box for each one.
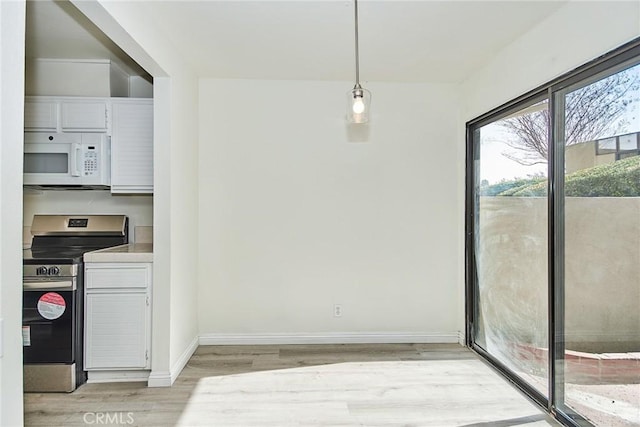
[84,243,153,263]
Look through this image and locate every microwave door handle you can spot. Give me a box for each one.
[71,143,82,177]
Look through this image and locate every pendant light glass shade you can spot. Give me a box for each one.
[346,85,371,124]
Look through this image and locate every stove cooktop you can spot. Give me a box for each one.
[22,248,92,265]
[23,215,129,266]
[23,246,109,265]
[24,233,129,266]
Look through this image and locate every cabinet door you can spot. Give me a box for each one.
[24,100,58,131]
[110,100,153,193]
[85,292,149,369]
[61,101,108,132]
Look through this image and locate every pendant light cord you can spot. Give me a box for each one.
[354,0,360,88]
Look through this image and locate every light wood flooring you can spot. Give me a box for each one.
[24,343,559,426]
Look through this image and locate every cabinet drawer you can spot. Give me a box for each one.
[85,264,151,289]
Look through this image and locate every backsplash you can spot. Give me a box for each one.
[24,189,153,244]
[134,226,153,244]
[23,226,32,248]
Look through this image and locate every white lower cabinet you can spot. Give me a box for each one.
[84,262,152,379]
[85,293,149,369]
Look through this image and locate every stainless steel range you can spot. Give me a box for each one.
[23,215,128,392]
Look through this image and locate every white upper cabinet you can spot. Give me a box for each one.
[110,99,154,194]
[25,97,109,133]
[60,100,108,132]
[24,96,154,194]
[24,99,58,131]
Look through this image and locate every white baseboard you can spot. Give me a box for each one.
[87,370,150,384]
[147,335,198,388]
[170,335,199,384]
[199,332,460,346]
[147,371,171,387]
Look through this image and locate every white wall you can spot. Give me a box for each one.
[25,58,129,97]
[462,1,640,120]
[166,74,199,365]
[198,79,461,343]
[130,76,153,98]
[109,61,130,97]
[0,1,25,425]
[25,57,153,98]
[73,0,200,384]
[23,191,153,244]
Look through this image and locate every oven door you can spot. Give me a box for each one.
[23,284,77,364]
[23,133,82,185]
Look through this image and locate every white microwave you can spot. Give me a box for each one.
[24,133,110,187]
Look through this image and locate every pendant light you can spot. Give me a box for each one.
[346,0,371,124]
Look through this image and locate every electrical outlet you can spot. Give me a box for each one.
[333,304,342,317]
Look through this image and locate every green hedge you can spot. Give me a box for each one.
[488,155,640,197]
[480,177,545,196]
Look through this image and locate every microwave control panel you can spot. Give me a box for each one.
[84,147,98,176]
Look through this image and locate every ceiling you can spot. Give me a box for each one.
[26,0,567,83]
[25,0,149,77]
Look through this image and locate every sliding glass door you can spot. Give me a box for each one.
[468,40,640,427]
[471,99,550,401]
[555,60,640,427]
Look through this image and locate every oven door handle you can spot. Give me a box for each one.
[23,279,76,291]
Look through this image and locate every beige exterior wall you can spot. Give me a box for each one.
[566,141,616,174]
[566,141,595,174]
[477,197,640,353]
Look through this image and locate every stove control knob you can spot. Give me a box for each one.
[48,266,60,276]
[36,266,49,275]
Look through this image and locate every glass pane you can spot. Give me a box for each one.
[619,133,638,151]
[561,61,640,426]
[24,153,68,173]
[596,137,617,154]
[474,100,549,398]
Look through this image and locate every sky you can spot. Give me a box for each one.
[479,124,547,184]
